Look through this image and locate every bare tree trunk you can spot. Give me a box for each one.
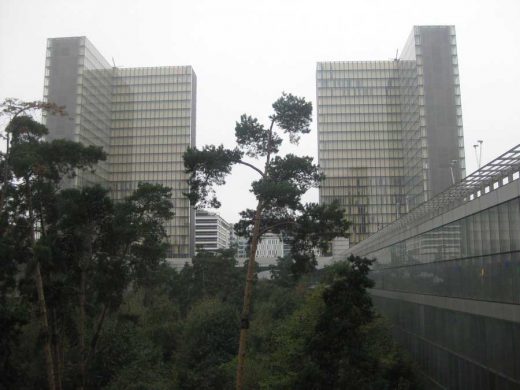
[79,268,86,390]
[52,309,63,390]
[235,201,263,390]
[86,304,108,364]
[0,132,10,211]
[35,261,56,390]
[27,181,56,390]
[59,333,65,388]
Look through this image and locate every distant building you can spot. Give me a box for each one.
[317,26,465,245]
[233,231,288,267]
[256,233,286,258]
[43,36,196,258]
[195,210,232,253]
[231,231,249,258]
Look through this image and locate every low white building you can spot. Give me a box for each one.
[195,210,232,253]
[233,232,288,267]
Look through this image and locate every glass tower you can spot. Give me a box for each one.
[43,37,112,188]
[43,37,196,258]
[317,26,465,245]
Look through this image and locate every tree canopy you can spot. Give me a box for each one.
[0,100,174,390]
[183,92,350,388]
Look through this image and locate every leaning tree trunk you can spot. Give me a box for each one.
[236,201,263,389]
[236,119,275,390]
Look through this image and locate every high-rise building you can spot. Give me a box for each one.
[43,36,196,258]
[195,210,232,253]
[317,26,465,245]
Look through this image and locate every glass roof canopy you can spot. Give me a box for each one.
[349,144,520,255]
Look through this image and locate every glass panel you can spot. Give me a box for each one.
[498,203,511,252]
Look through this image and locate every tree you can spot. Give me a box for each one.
[174,298,239,389]
[1,100,105,390]
[183,93,349,388]
[45,182,174,389]
[176,249,243,314]
[1,99,175,389]
[301,256,376,388]
[262,256,418,390]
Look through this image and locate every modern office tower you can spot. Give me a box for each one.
[195,210,232,252]
[110,66,196,258]
[43,36,196,258]
[43,37,112,188]
[317,26,465,245]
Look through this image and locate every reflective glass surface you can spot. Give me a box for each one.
[44,37,196,258]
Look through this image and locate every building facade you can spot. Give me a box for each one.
[195,210,232,252]
[43,36,196,258]
[346,145,520,388]
[317,26,465,245]
[233,231,288,267]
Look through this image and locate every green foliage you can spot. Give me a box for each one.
[260,287,325,389]
[1,98,417,389]
[183,92,349,278]
[271,93,313,144]
[86,290,180,390]
[0,297,30,388]
[303,256,376,388]
[289,201,350,274]
[235,201,350,277]
[7,115,106,182]
[1,101,178,389]
[0,104,110,390]
[7,115,48,143]
[176,249,243,314]
[174,298,240,389]
[182,93,316,211]
[183,145,243,208]
[259,256,419,390]
[268,255,298,287]
[251,154,322,210]
[235,114,282,158]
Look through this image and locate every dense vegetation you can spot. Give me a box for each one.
[1,99,418,389]
[2,248,419,389]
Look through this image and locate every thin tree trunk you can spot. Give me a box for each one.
[0,132,10,211]
[86,304,108,363]
[35,261,56,390]
[79,268,86,390]
[27,180,56,390]
[52,309,62,390]
[59,333,65,389]
[236,201,263,389]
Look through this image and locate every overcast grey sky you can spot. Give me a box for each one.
[1,0,519,223]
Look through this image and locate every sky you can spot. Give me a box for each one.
[1,0,519,223]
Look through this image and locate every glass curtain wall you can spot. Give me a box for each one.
[317,61,405,245]
[110,66,196,258]
[370,197,520,303]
